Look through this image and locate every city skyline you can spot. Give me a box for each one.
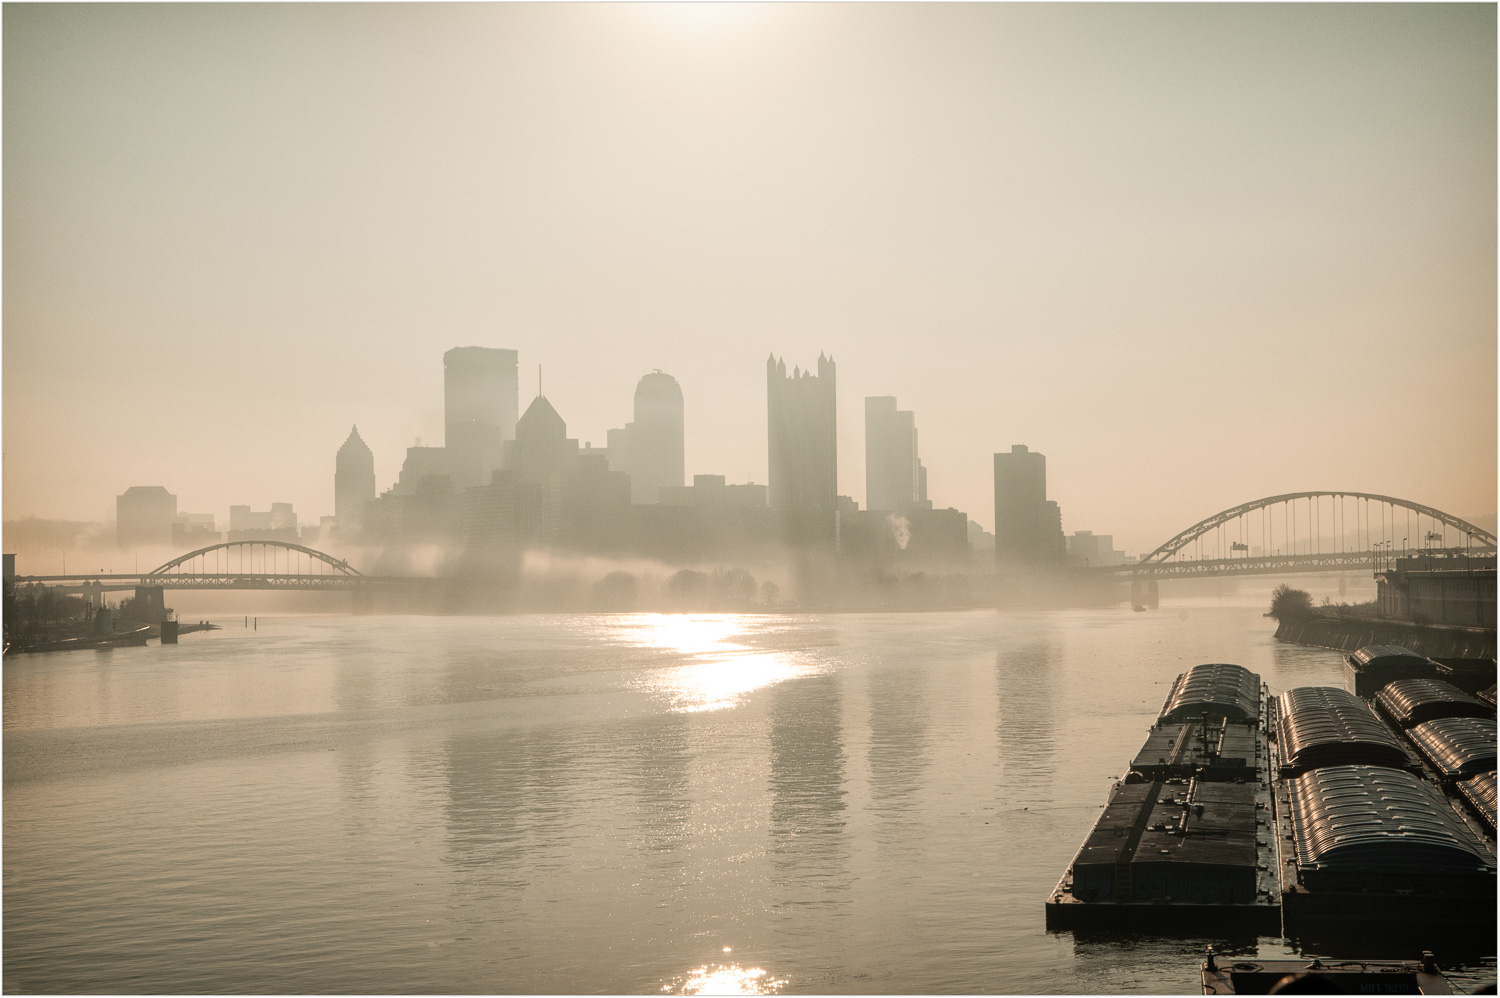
[4,4,1494,555]
[4,7,1496,995]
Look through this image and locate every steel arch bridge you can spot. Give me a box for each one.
[11,540,435,594]
[1120,492,1496,580]
[148,540,363,579]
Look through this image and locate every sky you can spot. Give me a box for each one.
[4,2,1495,554]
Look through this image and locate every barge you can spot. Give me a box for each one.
[1272,763,1495,938]
[1046,663,1280,932]
[1048,652,1497,941]
[1201,949,1455,994]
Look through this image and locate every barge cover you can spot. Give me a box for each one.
[1459,771,1498,834]
[1375,678,1492,728]
[1160,663,1261,724]
[1407,717,1498,781]
[1274,764,1496,935]
[1276,687,1418,774]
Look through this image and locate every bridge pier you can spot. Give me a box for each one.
[352,590,373,615]
[133,585,168,624]
[1131,578,1159,609]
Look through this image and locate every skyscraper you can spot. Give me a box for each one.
[607,371,685,504]
[767,353,837,548]
[993,444,1065,569]
[510,394,575,542]
[444,346,518,490]
[334,425,375,534]
[864,396,918,514]
[116,486,177,548]
[512,395,570,490]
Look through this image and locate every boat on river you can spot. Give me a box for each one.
[17,626,152,654]
[1047,656,1498,941]
[1200,949,1455,994]
[1046,663,1280,932]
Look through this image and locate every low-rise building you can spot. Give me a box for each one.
[1377,556,1497,628]
[228,503,298,542]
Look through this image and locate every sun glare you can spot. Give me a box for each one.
[641,2,763,40]
[621,614,811,712]
[668,963,786,996]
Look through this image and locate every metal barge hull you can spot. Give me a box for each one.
[1272,773,1497,943]
[1202,956,1454,994]
[1045,773,1281,933]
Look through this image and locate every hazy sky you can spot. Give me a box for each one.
[5,3,1495,553]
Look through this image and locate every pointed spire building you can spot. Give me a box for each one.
[335,425,376,534]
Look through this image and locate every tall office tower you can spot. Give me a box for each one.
[510,394,577,541]
[864,396,918,514]
[117,486,178,548]
[512,396,570,486]
[993,444,1065,569]
[767,353,837,547]
[444,346,519,490]
[607,371,685,504]
[334,426,376,534]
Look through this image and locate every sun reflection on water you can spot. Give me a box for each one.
[621,614,811,712]
[664,963,787,996]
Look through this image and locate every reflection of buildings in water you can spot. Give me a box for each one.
[440,728,577,890]
[613,711,696,927]
[768,674,849,895]
[994,641,1058,789]
[618,710,693,861]
[330,630,387,713]
[865,666,930,831]
[334,742,382,840]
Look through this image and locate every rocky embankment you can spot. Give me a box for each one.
[1275,611,1495,660]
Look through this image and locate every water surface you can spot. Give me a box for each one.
[5,595,1493,993]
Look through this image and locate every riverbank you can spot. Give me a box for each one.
[1274,612,1495,661]
[6,619,221,657]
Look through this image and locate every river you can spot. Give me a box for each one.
[4,583,1494,993]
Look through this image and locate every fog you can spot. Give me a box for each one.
[4,3,1495,596]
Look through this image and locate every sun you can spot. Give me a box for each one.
[642,2,763,40]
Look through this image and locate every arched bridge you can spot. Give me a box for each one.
[15,540,431,592]
[149,540,363,583]
[1117,492,1496,580]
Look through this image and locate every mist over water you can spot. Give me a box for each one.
[3,4,1496,994]
[6,584,1493,994]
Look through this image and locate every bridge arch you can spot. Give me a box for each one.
[1137,492,1496,570]
[148,541,362,577]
